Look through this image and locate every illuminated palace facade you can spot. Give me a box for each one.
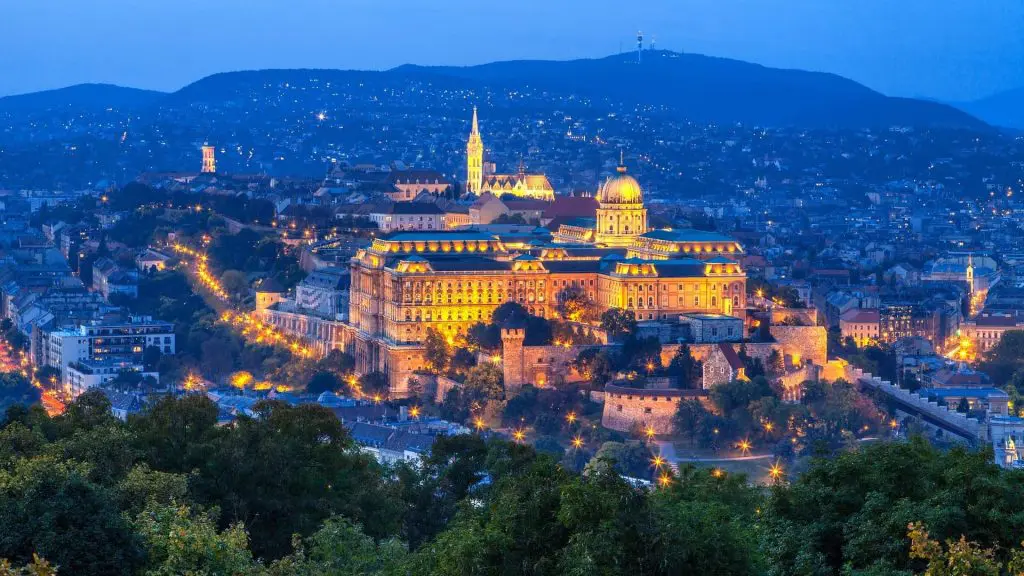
[345,165,747,396]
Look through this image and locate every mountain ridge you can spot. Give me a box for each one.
[0,83,166,113]
[953,86,1024,129]
[1,51,989,130]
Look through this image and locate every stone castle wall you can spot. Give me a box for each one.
[601,385,708,434]
[660,325,827,369]
[501,328,597,390]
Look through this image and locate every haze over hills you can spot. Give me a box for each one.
[952,87,1024,130]
[0,51,988,130]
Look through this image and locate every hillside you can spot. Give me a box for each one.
[396,51,987,129]
[0,83,166,114]
[165,51,985,130]
[955,87,1024,129]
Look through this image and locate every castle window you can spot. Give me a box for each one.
[644,407,652,414]
[617,405,623,412]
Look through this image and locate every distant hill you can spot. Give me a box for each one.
[0,83,166,114]
[954,87,1024,129]
[1,52,989,131]
[394,51,987,129]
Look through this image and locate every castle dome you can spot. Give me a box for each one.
[598,164,643,205]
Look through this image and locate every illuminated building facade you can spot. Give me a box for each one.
[466,109,554,201]
[345,170,748,396]
[201,144,216,173]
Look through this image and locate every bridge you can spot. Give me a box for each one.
[848,366,984,445]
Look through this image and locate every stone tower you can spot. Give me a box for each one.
[201,144,216,174]
[466,107,483,194]
[500,326,526,392]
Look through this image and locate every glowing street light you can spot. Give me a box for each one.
[651,455,666,469]
[711,468,724,478]
[738,439,751,455]
[658,473,672,488]
[769,462,785,482]
[565,411,577,425]
[645,426,656,440]
[474,417,486,432]
[571,436,583,450]
[512,429,526,443]
[764,422,774,433]
[409,406,421,419]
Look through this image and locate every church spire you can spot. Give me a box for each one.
[466,107,484,194]
[617,149,627,173]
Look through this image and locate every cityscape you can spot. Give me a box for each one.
[2,4,1024,575]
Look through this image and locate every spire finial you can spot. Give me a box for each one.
[471,106,479,134]
[617,149,627,173]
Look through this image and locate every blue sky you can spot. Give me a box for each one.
[2,0,1022,100]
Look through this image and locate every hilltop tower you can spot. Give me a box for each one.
[966,253,975,294]
[466,107,484,194]
[201,144,216,174]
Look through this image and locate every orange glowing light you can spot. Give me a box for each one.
[658,474,672,488]
[571,436,583,449]
[566,411,577,424]
[738,439,751,454]
[645,426,656,439]
[769,462,784,481]
[651,455,666,469]
[513,429,525,443]
[409,406,421,419]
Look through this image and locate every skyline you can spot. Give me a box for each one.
[2,0,1023,101]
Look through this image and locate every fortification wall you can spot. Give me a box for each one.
[601,385,708,434]
[501,330,597,389]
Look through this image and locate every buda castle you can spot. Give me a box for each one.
[343,149,748,396]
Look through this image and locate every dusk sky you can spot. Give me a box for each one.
[3,0,1022,101]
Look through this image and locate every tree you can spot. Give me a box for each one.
[466,322,501,351]
[220,269,249,300]
[186,402,401,559]
[668,345,702,388]
[766,349,785,378]
[619,335,662,373]
[584,441,653,479]
[463,363,504,403]
[573,348,615,386]
[0,456,142,575]
[982,330,1024,384]
[762,438,1024,574]
[673,398,710,446]
[133,504,263,576]
[907,522,1001,576]
[142,345,162,371]
[271,516,407,575]
[307,371,343,395]
[358,372,389,398]
[423,329,450,374]
[600,309,636,340]
[556,286,598,323]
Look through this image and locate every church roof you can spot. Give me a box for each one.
[543,196,598,219]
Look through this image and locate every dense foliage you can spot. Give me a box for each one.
[2,391,1024,575]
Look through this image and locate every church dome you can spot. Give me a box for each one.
[598,165,643,204]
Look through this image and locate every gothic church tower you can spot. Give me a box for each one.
[466,107,484,194]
